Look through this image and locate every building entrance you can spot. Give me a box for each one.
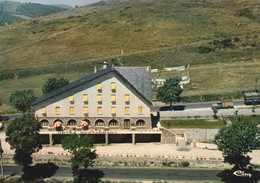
[124,119,130,129]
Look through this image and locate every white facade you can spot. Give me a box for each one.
[34,68,152,130]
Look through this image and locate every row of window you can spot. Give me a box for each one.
[97,82,116,91]
[42,106,143,115]
[68,94,130,103]
[68,81,129,104]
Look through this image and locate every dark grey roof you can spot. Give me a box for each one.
[114,66,152,102]
[34,65,152,105]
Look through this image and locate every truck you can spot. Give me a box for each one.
[244,92,260,105]
[212,100,234,109]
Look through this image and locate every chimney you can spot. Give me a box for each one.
[94,66,97,73]
[103,62,107,69]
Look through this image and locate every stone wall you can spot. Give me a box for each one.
[160,128,177,144]
[169,129,219,141]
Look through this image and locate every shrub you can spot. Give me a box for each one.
[180,161,190,167]
[198,46,214,54]
[162,161,173,167]
[211,39,235,50]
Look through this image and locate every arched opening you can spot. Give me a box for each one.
[136,119,145,127]
[67,119,77,127]
[81,119,90,130]
[95,119,104,127]
[81,119,91,127]
[108,119,119,127]
[40,119,49,127]
[54,119,63,131]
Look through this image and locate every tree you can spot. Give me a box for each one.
[214,116,260,169]
[61,134,97,182]
[42,77,69,94]
[0,6,3,15]
[157,77,182,107]
[9,90,36,114]
[5,114,42,167]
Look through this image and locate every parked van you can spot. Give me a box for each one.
[244,92,260,105]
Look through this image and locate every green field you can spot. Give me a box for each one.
[0,0,260,113]
[161,115,260,129]
[161,119,226,129]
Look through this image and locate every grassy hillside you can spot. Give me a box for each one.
[0,1,68,25]
[0,0,259,113]
[1,0,259,69]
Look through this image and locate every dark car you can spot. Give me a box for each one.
[159,105,185,111]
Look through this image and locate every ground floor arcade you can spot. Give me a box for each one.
[40,129,162,145]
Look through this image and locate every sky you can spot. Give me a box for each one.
[3,0,102,7]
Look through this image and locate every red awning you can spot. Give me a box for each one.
[54,121,62,128]
[81,121,88,127]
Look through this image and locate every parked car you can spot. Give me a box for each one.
[159,105,185,111]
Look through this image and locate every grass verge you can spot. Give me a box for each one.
[161,119,225,129]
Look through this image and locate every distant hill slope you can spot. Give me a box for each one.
[0,1,68,25]
[0,11,24,26]
[52,4,73,10]
[0,0,259,71]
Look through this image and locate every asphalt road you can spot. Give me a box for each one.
[151,100,245,112]
[3,166,224,181]
[183,100,244,109]
[99,167,223,181]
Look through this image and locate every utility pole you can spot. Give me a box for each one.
[255,78,258,91]
[187,64,190,81]
[0,140,4,180]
